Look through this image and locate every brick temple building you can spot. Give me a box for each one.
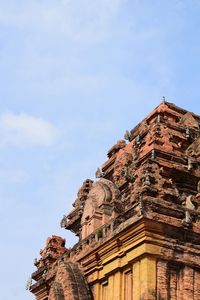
[29,101,200,300]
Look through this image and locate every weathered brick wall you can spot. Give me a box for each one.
[157,260,168,299]
[157,259,200,300]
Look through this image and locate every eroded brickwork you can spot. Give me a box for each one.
[30,102,200,300]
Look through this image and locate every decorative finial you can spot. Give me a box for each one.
[136,134,141,145]
[151,149,155,160]
[124,166,135,182]
[162,96,166,103]
[157,114,161,123]
[186,128,190,138]
[26,277,32,290]
[60,215,68,228]
[42,270,47,279]
[188,158,193,170]
[124,130,131,141]
[95,167,102,178]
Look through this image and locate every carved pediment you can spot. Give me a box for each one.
[48,263,92,300]
[82,178,121,216]
[81,178,122,238]
[61,179,93,235]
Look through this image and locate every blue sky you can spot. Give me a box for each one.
[1,0,200,299]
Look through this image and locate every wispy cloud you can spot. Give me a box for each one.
[0,0,126,43]
[0,112,59,147]
[0,168,29,184]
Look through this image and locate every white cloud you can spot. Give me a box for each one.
[0,0,126,43]
[0,168,29,184]
[0,112,59,147]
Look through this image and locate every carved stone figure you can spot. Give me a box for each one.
[60,215,68,228]
[182,195,195,225]
[95,167,102,178]
[197,180,200,194]
[142,170,151,187]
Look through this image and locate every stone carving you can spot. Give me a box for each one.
[95,167,102,178]
[60,215,68,229]
[188,157,194,170]
[42,270,47,279]
[197,180,200,195]
[186,128,191,138]
[136,134,141,145]
[37,236,66,268]
[124,130,131,141]
[26,277,32,290]
[157,114,161,123]
[62,179,93,235]
[142,170,151,187]
[123,166,135,182]
[195,180,200,205]
[135,193,145,217]
[151,149,155,160]
[182,195,196,225]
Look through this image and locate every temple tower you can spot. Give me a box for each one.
[30,102,200,300]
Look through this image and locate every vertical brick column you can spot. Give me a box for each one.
[194,270,200,299]
[157,260,168,300]
[169,269,177,300]
[183,266,194,300]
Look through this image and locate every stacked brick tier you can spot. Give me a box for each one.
[30,102,200,300]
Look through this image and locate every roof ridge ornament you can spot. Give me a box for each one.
[162,96,166,104]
